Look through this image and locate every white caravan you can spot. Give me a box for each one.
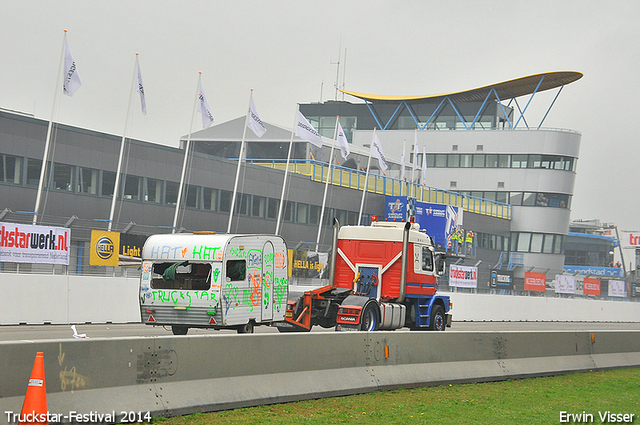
[139,232,288,335]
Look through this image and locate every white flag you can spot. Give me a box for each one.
[136,59,147,115]
[247,96,266,137]
[336,121,350,160]
[63,39,82,96]
[372,133,389,172]
[197,82,214,128]
[421,144,427,184]
[296,112,323,147]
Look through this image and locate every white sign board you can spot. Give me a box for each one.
[555,275,576,294]
[0,222,70,265]
[608,280,627,297]
[449,264,477,288]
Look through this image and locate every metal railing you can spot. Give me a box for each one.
[248,159,512,220]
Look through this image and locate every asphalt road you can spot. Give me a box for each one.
[2,321,640,342]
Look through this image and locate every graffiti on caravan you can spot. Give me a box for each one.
[0,222,70,264]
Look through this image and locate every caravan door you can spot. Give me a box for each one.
[262,241,274,321]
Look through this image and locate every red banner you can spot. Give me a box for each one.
[524,271,546,291]
[583,277,601,296]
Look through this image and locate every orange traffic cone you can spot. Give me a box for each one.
[19,352,48,425]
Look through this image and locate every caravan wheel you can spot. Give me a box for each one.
[236,322,255,334]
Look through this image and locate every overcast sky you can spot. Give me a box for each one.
[2,1,639,232]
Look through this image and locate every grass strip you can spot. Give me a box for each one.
[150,367,640,424]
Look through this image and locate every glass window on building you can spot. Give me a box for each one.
[185,185,200,208]
[447,154,460,168]
[472,154,485,168]
[335,209,347,226]
[517,232,531,252]
[460,154,473,168]
[530,233,544,253]
[512,154,528,168]
[485,154,498,168]
[542,234,555,254]
[509,192,523,205]
[535,193,549,207]
[554,235,564,255]
[101,171,116,197]
[522,192,536,206]
[235,193,250,216]
[78,167,98,194]
[309,204,321,225]
[219,190,232,213]
[165,181,179,205]
[323,207,335,226]
[296,203,308,224]
[26,158,43,186]
[0,154,22,184]
[50,163,74,191]
[498,154,511,168]
[425,154,435,168]
[282,200,295,222]
[348,211,358,225]
[434,154,447,168]
[252,195,266,217]
[496,192,509,204]
[203,187,217,211]
[267,198,279,219]
[529,155,542,168]
[146,178,163,203]
[564,157,575,171]
[123,175,141,200]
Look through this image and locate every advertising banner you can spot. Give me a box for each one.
[618,230,640,249]
[449,264,477,288]
[119,233,147,266]
[90,230,120,267]
[385,197,463,248]
[563,265,624,279]
[384,196,408,222]
[524,271,547,291]
[608,280,627,297]
[288,250,328,278]
[555,275,576,294]
[0,222,70,265]
[583,277,601,296]
[490,269,512,290]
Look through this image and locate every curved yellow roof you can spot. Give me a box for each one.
[339,71,583,104]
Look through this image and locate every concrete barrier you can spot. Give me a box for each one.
[0,330,639,423]
[2,274,640,325]
[449,292,640,322]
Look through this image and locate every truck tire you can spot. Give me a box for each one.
[429,305,446,331]
[171,325,189,335]
[361,303,379,331]
[236,321,254,334]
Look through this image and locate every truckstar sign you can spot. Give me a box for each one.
[0,222,70,265]
[449,264,477,288]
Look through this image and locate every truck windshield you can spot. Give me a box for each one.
[150,261,212,290]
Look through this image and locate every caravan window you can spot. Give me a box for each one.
[150,262,211,290]
[226,260,246,281]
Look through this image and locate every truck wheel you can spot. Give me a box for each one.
[171,325,189,335]
[361,303,379,331]
[236,322,254,334]
[429,305,446,331]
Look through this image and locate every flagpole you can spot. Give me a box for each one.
[315,117,340,252]
[413,128,418,200]
[107,54,139,231]
[401,138,406,197]
[227,90,252,233]
[33,31,68,225]
[172,73,201,233]
[275,104,300,235]
[358,128,376,225]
